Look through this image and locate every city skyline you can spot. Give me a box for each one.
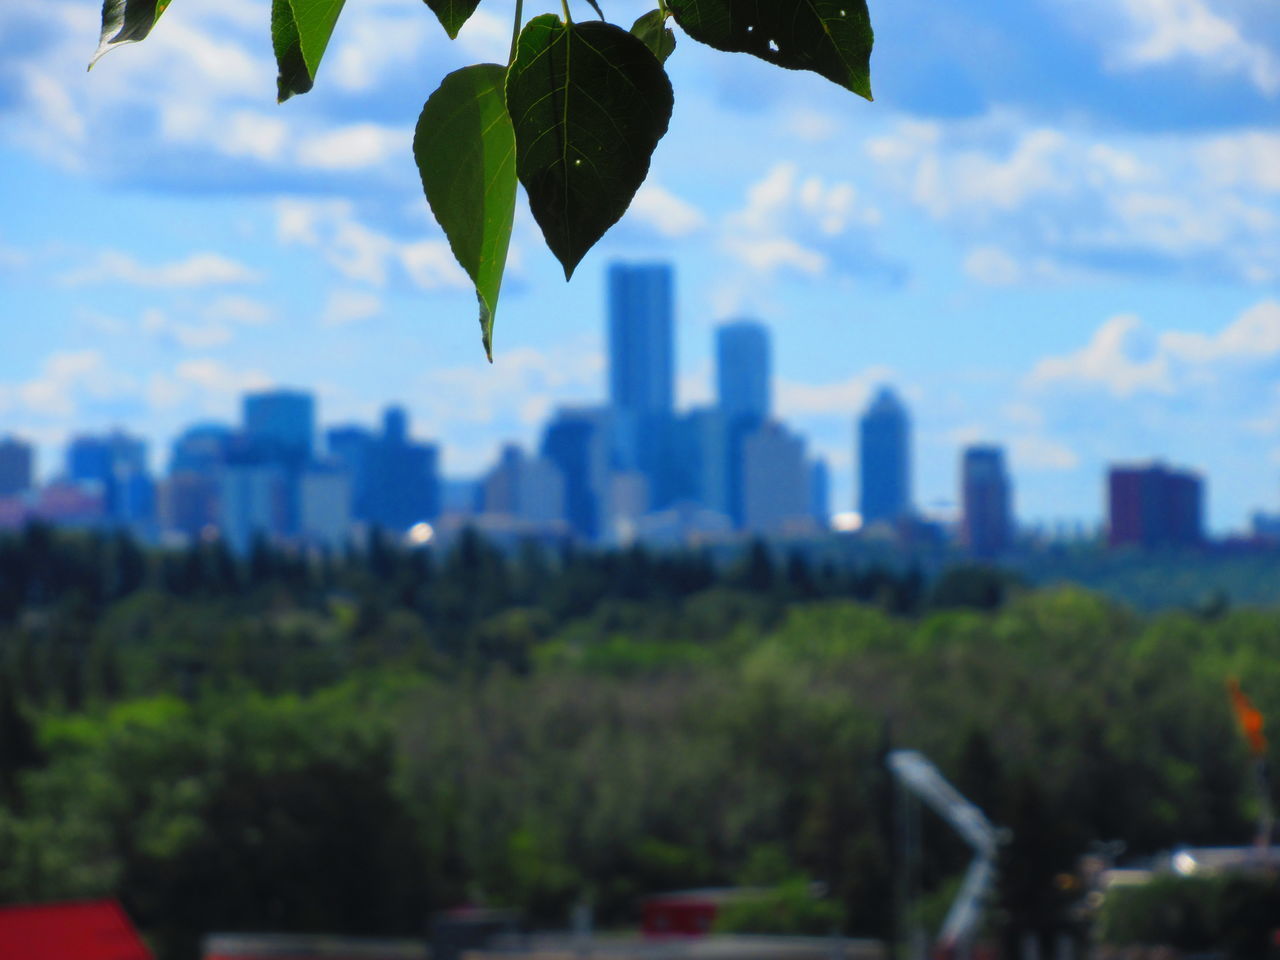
[1,0,1278,532]
[0,254,1261,541]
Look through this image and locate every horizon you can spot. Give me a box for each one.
[2,0,1278,532]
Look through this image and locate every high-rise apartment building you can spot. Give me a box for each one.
[961,445,1012,558]
[858,387,911,525]
[608,262,674,416]
[716,320,771,426]
[0,436,34,497]
[1108,462,1203,549]
[243,389,315,463]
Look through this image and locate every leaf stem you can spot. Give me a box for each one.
[561,0,572,23]
[509,0,524,63]
[656,0,669,18]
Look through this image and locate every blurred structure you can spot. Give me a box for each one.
[858,388,912,527]
[1107,462,1203,549]
[961,445,1012,558]
[0,899,151,960]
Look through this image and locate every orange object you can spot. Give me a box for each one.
[1228,678,1268,757]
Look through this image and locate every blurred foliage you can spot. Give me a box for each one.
[0,526,1275,958]
[1101,874,1280,959]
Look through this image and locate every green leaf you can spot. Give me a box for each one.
[271,0,347,102]
[422,0,481,40]
[89,0,174,68]
[631,10,676,63]
[666,0,873,99]
[414,64,517,362]
[506,15,674,280]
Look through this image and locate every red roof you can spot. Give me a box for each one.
[0,899,152,960]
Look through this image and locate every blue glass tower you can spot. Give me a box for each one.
[716,320,770,425]
[608,262,674,416]
[858,387,911,525]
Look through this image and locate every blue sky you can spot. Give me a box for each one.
[1,0,1278,531]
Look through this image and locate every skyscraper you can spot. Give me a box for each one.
[0,436,33,497]
[608,262,674,416]
[858,387,911,525]
[1108,462,1203,549]
[716,320,771,425]
[365,406,440,531]
[243,389,315,463]
[541,407,611,541]
[742,422,811,536]
[66,431,153,525]
[961,445,1012,558]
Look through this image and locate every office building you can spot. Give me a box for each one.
[961,445,1012,558]
[243,389,315,463]
[66,431,153,525]
[541,407,611,540]
[669,408,731,518]
[742,422,812,536]
[300,466,353,548]
[809,458,830,530]
[608,262,674,416]
[481,445,566,527]
[1108,462,1203,549]
[170,424,232,474]
[716,320,771,425]
[365,407,440,531]
[159,471,218,540]
[858,387,911,525]
[0,436,33,497]
[217,464,287,553]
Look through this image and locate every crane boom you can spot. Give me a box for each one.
[888,750,1003,953]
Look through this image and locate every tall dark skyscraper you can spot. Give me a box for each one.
[1108,462,1203,549]
[608,262,674,416]
[716,320,770,425]
[243,389,315,463]
[858,387,911,525]
[961,445,1012,557]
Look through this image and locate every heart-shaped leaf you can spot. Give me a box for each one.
[631,9,676,63]
[667,0,873,99]
[89,0,173,68]
[423,0,481,39]
[506,15,674,280]
[272,0,347,102]
[415,64,518,362]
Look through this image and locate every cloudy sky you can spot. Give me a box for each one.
[1,0,1279,531]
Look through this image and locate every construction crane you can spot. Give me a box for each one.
[888,750,1004,960]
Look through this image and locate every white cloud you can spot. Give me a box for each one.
[628,184,708,238]
[868,112,1280,284]
[1029,313,1172,397]
[295,124,412,171]
[1009,433,1080,471]
[321,289,383,327]
[202,295,274,326]
[720,163,884,280]
[777,366,897,417]
[1029,300,1280,399]
[275,198,468,291]
[61,251,260,288]
[964,246,1022,285]
[140,308,235,350]
[1106,0,1280,94]
[16,350,136,418]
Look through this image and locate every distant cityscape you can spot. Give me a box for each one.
[0,261,1272,555]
